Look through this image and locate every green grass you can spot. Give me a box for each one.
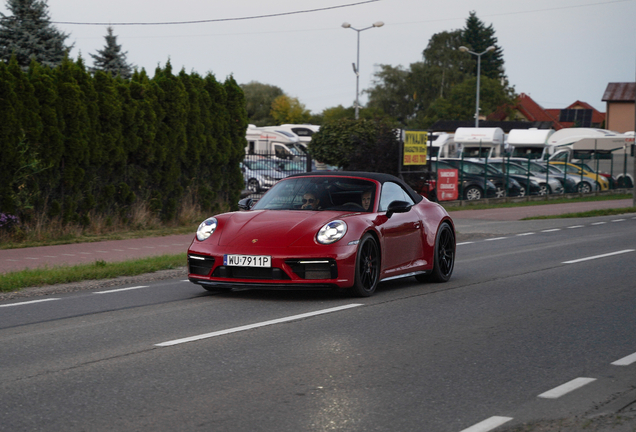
[0,253,186,292]
[522,206,636,220]
[441,193,634,212]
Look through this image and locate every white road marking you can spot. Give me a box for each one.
[156,304,363,347]
[485,237,507,241]
[562,249,635,264]
[612,352,636,366]
[541,229,561,232]
[0,298,60,307]
[457,242,474,246]
[567,225,584,229]
[591,222,606,225]
[538,377,596,399]
[612,219,626,222]
[459,416,513,432]
[516,232,535,236]
[94,285,149,294]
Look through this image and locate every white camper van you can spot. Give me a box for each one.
[428,132,458,161]
[245,125,302,160]
[276,124,320,145]
[454,127,506,159]
[508,128,555,160]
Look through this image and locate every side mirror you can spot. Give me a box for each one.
[238,198,254,210]
[386,200,411,218]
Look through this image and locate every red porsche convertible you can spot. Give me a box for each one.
[187,171,455,297]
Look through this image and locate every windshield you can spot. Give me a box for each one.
[252,177,377,212]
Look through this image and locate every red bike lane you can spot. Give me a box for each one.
[0,234,194,273]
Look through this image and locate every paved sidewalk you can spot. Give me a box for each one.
[448,198,634,221]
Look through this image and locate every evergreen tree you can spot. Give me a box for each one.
[90,26,134,79]
[0,0,72,68]
[462,11,505,80]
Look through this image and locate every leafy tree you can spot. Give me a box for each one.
[462,11,505,80]
[270,95,311,124]
[423,75,516,126]
[309,118,400,174]
[90,26,134,79]
[240,81,283,126]
[365,64,414,125]
[0,0,72,68]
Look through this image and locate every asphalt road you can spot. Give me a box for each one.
[1,207,635,432]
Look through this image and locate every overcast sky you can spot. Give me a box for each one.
[4,0,635,116]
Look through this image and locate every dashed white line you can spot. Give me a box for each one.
[591,222,606,225]
[541,228,561,232]
[612,352,636,366]
[611,219,626,222]
[459,416,513,432]
[562,249,635,264]
[567,225,584,229]
[457,242,474,246]
[94,285,150,294]
[485,237,507,241]
[538,377,596,399]
[516,232,535,236]
[0,298,61,307]
[156,304,363,347]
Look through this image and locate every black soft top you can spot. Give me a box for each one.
[287,171,423,204]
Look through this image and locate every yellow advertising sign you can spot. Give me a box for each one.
[403,131,428,165]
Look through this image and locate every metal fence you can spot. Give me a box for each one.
[241,153,313,199]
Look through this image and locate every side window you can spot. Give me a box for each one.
[379,182,414,212]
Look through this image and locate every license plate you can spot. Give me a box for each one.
[223,254,272,267]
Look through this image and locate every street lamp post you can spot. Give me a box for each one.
[459,45,495,127]
[342,21,384,120]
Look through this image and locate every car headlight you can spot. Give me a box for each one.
[196,217,218,241]
[317,220,347,245]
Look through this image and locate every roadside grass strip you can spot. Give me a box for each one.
[538,377,597,399]
[459,416,513,432]
[612,352,636,366]
[156,304,363,347]
[0,253,186,292]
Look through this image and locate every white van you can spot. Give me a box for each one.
[245,125,302,160]
[454,127,506,159]
[508,128,555,160]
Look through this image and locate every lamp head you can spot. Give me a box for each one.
[341,22,351,29]
[458,46,469,53]
[372,21,384,27]
[486,46,496,52]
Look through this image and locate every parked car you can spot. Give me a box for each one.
[489,161,563,195]
[442,159,523,198]
[493,158,577,193]
[549,161,610,191]
[571,161,619,189]
[241,159,286,193]
[187,171,456,297]
[422,160,498,201]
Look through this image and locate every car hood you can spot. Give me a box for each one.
[216,210,351,248]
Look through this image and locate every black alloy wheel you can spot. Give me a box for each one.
[351,233,380,297]
[416,222,455,283]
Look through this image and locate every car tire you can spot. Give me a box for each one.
[350,233,380,297]
[518,186,526,197]
[495,185,506,198]
[464,186,482,200]
[415,222,455,284]
[539,183,550,195]
[247,178,260,193]
[578,181,592,193]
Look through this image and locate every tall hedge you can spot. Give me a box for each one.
[0,58,247,224]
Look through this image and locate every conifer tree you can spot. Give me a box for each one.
[462,11,505,81]
[0,0,72,68]
[90,26,133,79]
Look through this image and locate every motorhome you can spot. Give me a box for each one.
[428,132,458,161]
[454,127,507,159]
[546,128,635,188]
[245,125,303,160]
[275,124,320,145]
[507,128,555,160]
